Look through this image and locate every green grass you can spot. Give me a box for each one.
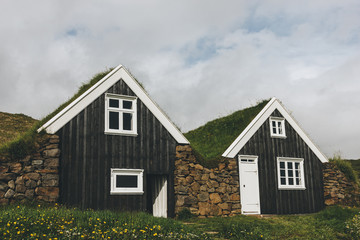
[0,68,113,161]
[349,159,360,180]
[0,112,38,145]
[184,99,270,168]
[0,204,358,239]
[187,206,359,239]
[0,204,208,239]
[330,155,359,184]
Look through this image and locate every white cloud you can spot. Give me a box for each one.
[0,0,359,158]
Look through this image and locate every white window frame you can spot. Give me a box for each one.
[269,117,286,138]
[110,168,144,195]
[105,93,137,136]
[277,157,305,190]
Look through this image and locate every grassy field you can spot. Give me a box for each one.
[0,204,359,239]
[0,204,208,239]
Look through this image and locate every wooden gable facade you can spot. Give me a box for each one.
[38,65,189,218]
[223,98,328,215]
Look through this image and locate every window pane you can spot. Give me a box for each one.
[280,161,285,168]
[241,159,247,162]
[280,178,286,185]
[288,169,293,177]
[280,170,286,177]
[116,175,138,188]
[248,159,254,162]
[123,100,133,109]
[296,178,300,185]
[278,121,282,134]
[273,127,278,134]
[289,178,294,185]
[287,162,293,169]
[272,121,276,127]
[109,99,119,108]
[295,170,299,177]
[295,162,300,169]
[123,113,132,130]
[109,112,119,129]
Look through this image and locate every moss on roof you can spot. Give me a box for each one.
[0,68,114,161]
[184,99,270,167]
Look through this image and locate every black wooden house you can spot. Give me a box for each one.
[222,98,328,214]
[38,65,189,217]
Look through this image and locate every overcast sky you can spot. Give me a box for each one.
[0,0,359,159]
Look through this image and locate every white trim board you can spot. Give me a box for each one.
[222,97,328,163]
[38,64,189,144]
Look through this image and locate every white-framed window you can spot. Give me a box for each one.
[105,93,137,135]
[269,117,286,138]
[277,157,305,190]
[110,168,144,195]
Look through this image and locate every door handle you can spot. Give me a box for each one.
[243,185,245,187]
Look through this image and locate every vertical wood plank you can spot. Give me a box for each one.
[57,78,178,213]
[239,110,324,214]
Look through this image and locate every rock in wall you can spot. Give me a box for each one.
[175,145,241,218]
[323,162,360,206]
[0,134,60,205]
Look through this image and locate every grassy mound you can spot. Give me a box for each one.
[185,99,270,167]
[0,112,38,145]
[330,155,359,185]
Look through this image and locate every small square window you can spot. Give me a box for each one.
[110,169,144,195]
[109,99,119,108]
[123,100,133,109]
[269,117,286,138]
[105,94,137,136]
[277,157,305,190]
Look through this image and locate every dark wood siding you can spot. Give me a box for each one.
[57,79,178,217]
[239,109,324,214]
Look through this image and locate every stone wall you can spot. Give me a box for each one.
[175,146,360,218]
[175,145,241,218]
[323,162,360,206]
[0,134,60,205]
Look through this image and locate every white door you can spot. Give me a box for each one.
[152,176,167,217]
[238,155,261,214]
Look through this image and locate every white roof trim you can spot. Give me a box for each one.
[222,97,328,163]
[38,65,189,144]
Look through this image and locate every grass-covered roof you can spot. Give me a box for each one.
[0,68,114,160]
[184,99,270,167]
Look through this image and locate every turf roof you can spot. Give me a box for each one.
[184,99,270,166]
[0,68,114,160]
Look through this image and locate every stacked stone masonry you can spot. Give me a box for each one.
[0,134,60,205]
[175,146,360,218]
[1,134,358,214]
[175,145,241,218]
[323,162,360,206]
